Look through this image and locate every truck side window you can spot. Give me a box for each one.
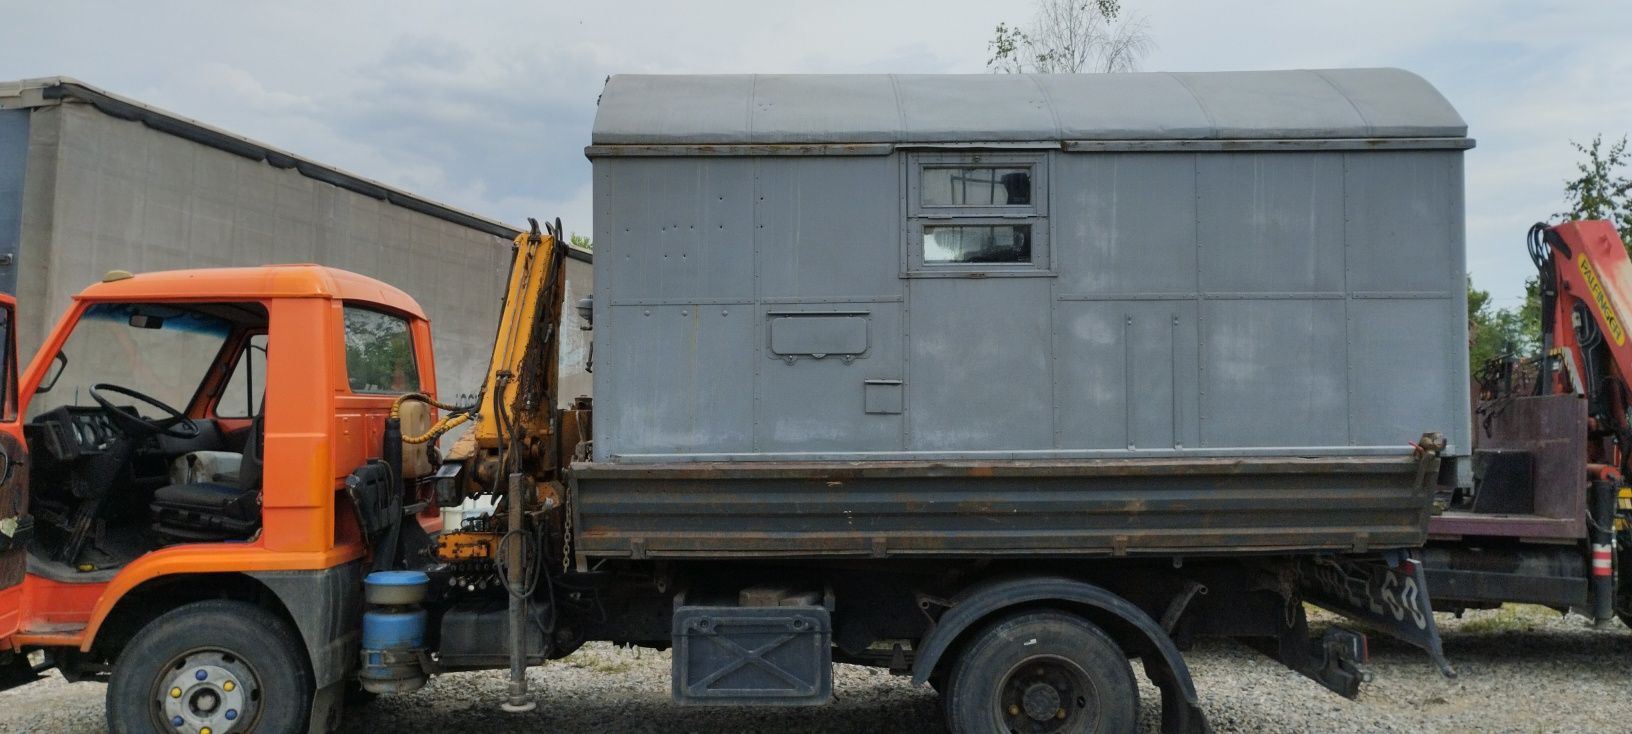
[217,334,267,418]
[906,153,1049,273]
[343,306,420,394]
[0,304,13,422]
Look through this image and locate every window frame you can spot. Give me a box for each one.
[904,152,1051,277]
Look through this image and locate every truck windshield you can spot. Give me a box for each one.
[28,303,231,420]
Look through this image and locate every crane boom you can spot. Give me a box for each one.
[1530,220,1632,476]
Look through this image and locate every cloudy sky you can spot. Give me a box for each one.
[4,0,1628,305]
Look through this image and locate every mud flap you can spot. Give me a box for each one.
[1295,549,1455,678]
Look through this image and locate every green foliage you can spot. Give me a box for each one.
[568,232,592,251]
[1468,275,1540,368]
[1467,133,1630,371]
[1557,134,1632,247]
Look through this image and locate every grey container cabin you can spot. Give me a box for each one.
[575,69,1471,560]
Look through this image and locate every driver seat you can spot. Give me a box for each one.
[149,415,263,544]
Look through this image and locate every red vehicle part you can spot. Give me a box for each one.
[1532,220,1632,475]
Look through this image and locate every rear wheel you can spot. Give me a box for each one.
[107,600,312,734]
[943,610,1137,734]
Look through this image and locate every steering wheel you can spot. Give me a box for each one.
[88,383,201,439]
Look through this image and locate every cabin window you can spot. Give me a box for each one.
[343,306,420,394]
[907,153,1048,274]
[217,333,268,418]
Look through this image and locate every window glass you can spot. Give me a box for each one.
[922,167,1032,207]
[344,307,419,394]
[0,305,13,421]
[29,303,231,419]
[923,224,1033,264]
[217,334,267,418]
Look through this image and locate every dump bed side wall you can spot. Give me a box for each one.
[591,148,1469,462]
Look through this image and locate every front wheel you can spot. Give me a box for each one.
[943,610,1138,734]
[107,600,313,734]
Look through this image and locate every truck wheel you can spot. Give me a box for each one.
[943,610,1137,734]
[107,600,313,734]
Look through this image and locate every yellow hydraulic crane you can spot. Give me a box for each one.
[389,216,573,711]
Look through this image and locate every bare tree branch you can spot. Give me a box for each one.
[988,0,1154,74]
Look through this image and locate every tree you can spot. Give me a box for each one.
[1468,275,1537,369]
[988,0,1153,74]
[568,232,592,251]
[1557,134,1632,248]
[1467,134,1630,370]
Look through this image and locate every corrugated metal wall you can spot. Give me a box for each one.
[593,148,1469,462]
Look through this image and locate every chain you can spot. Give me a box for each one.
[561,480,573,575]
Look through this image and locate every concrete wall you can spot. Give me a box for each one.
[592,148,1469,463]
[13,100,592,410]
[0,110,25,296]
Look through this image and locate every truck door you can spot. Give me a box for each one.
[0,295,27,640]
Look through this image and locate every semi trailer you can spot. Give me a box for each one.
[0,68,1473,734]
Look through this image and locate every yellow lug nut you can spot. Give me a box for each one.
[1008,704,1019,716]
[169,687,182,699]
[201,728,211,734]
[223,680,235,692]
[1057,708,1067,719]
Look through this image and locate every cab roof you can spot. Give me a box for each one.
[73,264,427,320]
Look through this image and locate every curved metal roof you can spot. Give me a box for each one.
[591,69,1467,147]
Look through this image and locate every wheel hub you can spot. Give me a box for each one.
[1022,682,1063,721]
[1001,658,1095,733]
[155,652,257,734]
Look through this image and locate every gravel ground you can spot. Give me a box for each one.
[1,605,1627,733]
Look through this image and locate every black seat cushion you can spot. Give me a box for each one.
[151,482,260,541]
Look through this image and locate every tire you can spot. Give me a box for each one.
[107,600,313,734]
[943,610,1138,734]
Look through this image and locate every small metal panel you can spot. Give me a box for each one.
[573,454,1433,558]
[0,109,26,295]
[1200,299,1348,447]
[768,313,868,362]
[672,605,832,706]
[863,380,903,415]
[1055,300,1199,450]
[907,277,1052,450]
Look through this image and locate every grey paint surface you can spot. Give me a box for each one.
[0,110,25,295]
[592,69,1467,146]
[2,91,593,412]
[590,71,1471,464]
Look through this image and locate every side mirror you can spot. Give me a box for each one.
[35,352,66,394]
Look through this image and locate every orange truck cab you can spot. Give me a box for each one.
[0,265,437,732]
